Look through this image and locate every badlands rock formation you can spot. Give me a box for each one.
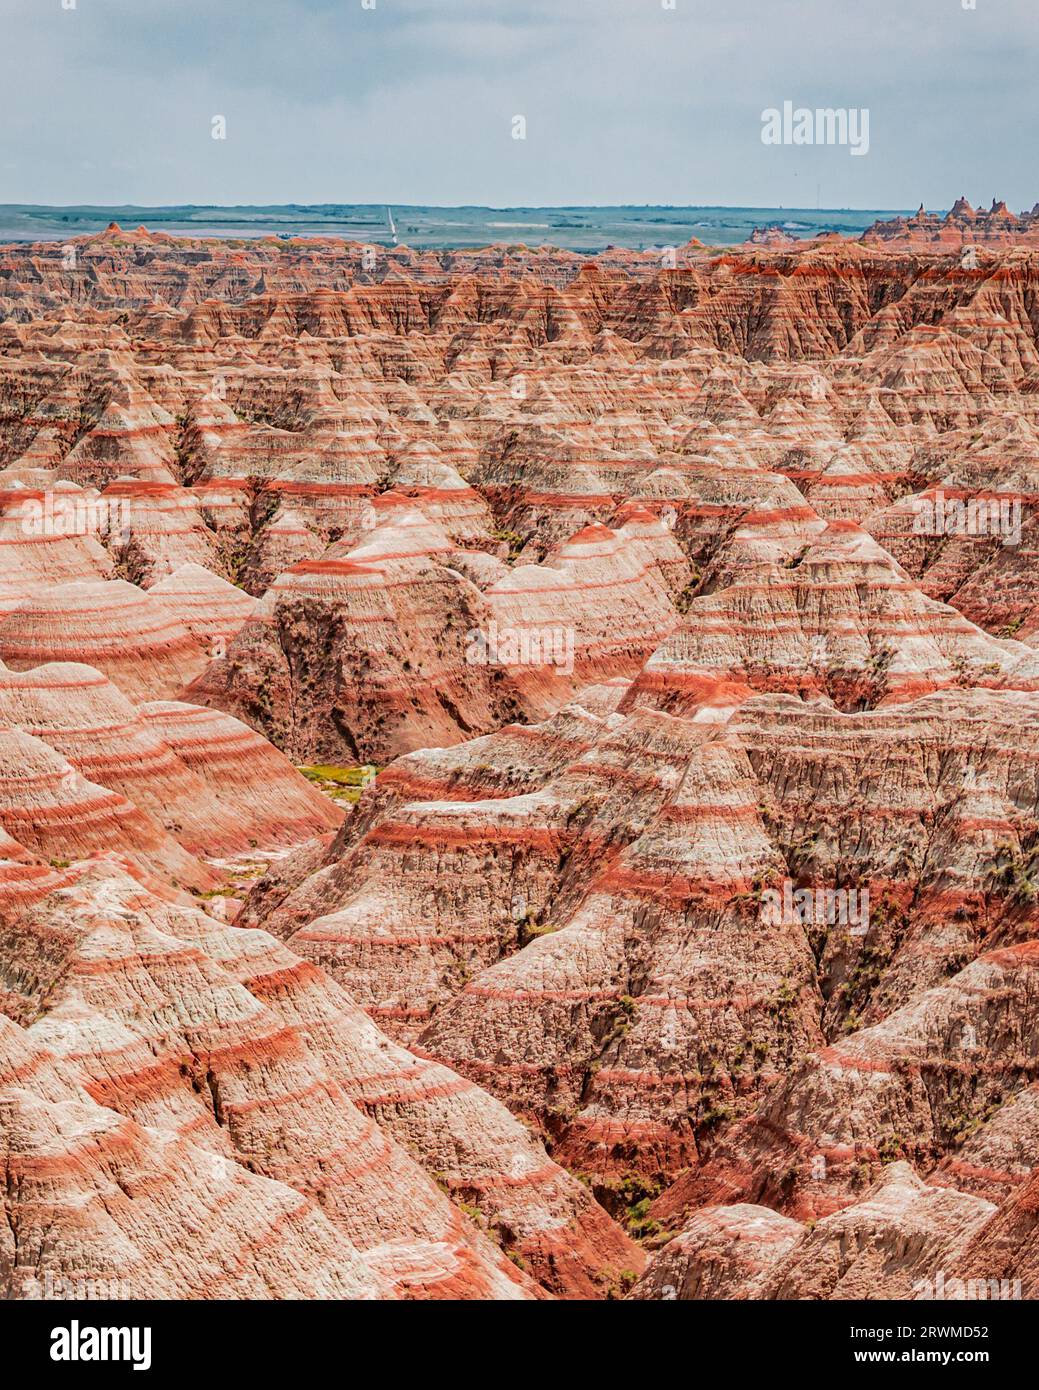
[864,198,1039,247]
[4,222,1039,1299]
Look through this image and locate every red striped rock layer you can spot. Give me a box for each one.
[5,247,1039,573]
[623,522,1039,717]
[0,723,215,894]
[239,692,631,938]
[248,685,1039,1203]
[188,507,689,762]
[0,349,179,488]
[631,1162,1001,1301]
[0,860,638,1298]
[419,736,816,1191]
[98,479,222,585]
[944,1165,1039,1299]
[628,1202,804,1300]
[148,562,258,653]
[931,1081,1039,1204]
[0,865,536,1300]
[727,688,1039,1032]
[0,1076,397,1300]
[7,234,1039,1296]
[175,888,641,1296]
[0,492,114,615]
[0,578,209,702]
[0,661,340,858]
[248,704,815,1190]
[481,517,686,714]
[861,415,1039,639]
[5,244,1039,738]
[186,517,531,764]
[262,707,721,1023]
[0,995,391,1302]
[656,941,1039,1226]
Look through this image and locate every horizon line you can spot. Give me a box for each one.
[2,201,924,215]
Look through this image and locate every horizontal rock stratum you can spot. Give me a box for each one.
[3,223,1039,1300]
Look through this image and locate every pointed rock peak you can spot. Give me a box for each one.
[563,522,619,547]
[616,503,663,528]
[571,259,607,283]
[805,519,900,568]
[150,562,248,597]
[864,1160,928,1201]
[949,196,976,218]
[848,392,901,439]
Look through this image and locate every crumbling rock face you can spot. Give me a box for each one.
[0,1075,398,1301]
[5,229,1039,1298]
[0,858,639,1299]
[626,1203,804,1300]
[0,659,340,863]
[4,233,1039,758]
[185,514,530,764]
[0,578,210,702]
[630,1163,1002,1301]
[247,683,1039,1215]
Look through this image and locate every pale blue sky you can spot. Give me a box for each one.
[1,0,1035,209]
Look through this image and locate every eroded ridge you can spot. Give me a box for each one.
[4,229,1039,1299]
